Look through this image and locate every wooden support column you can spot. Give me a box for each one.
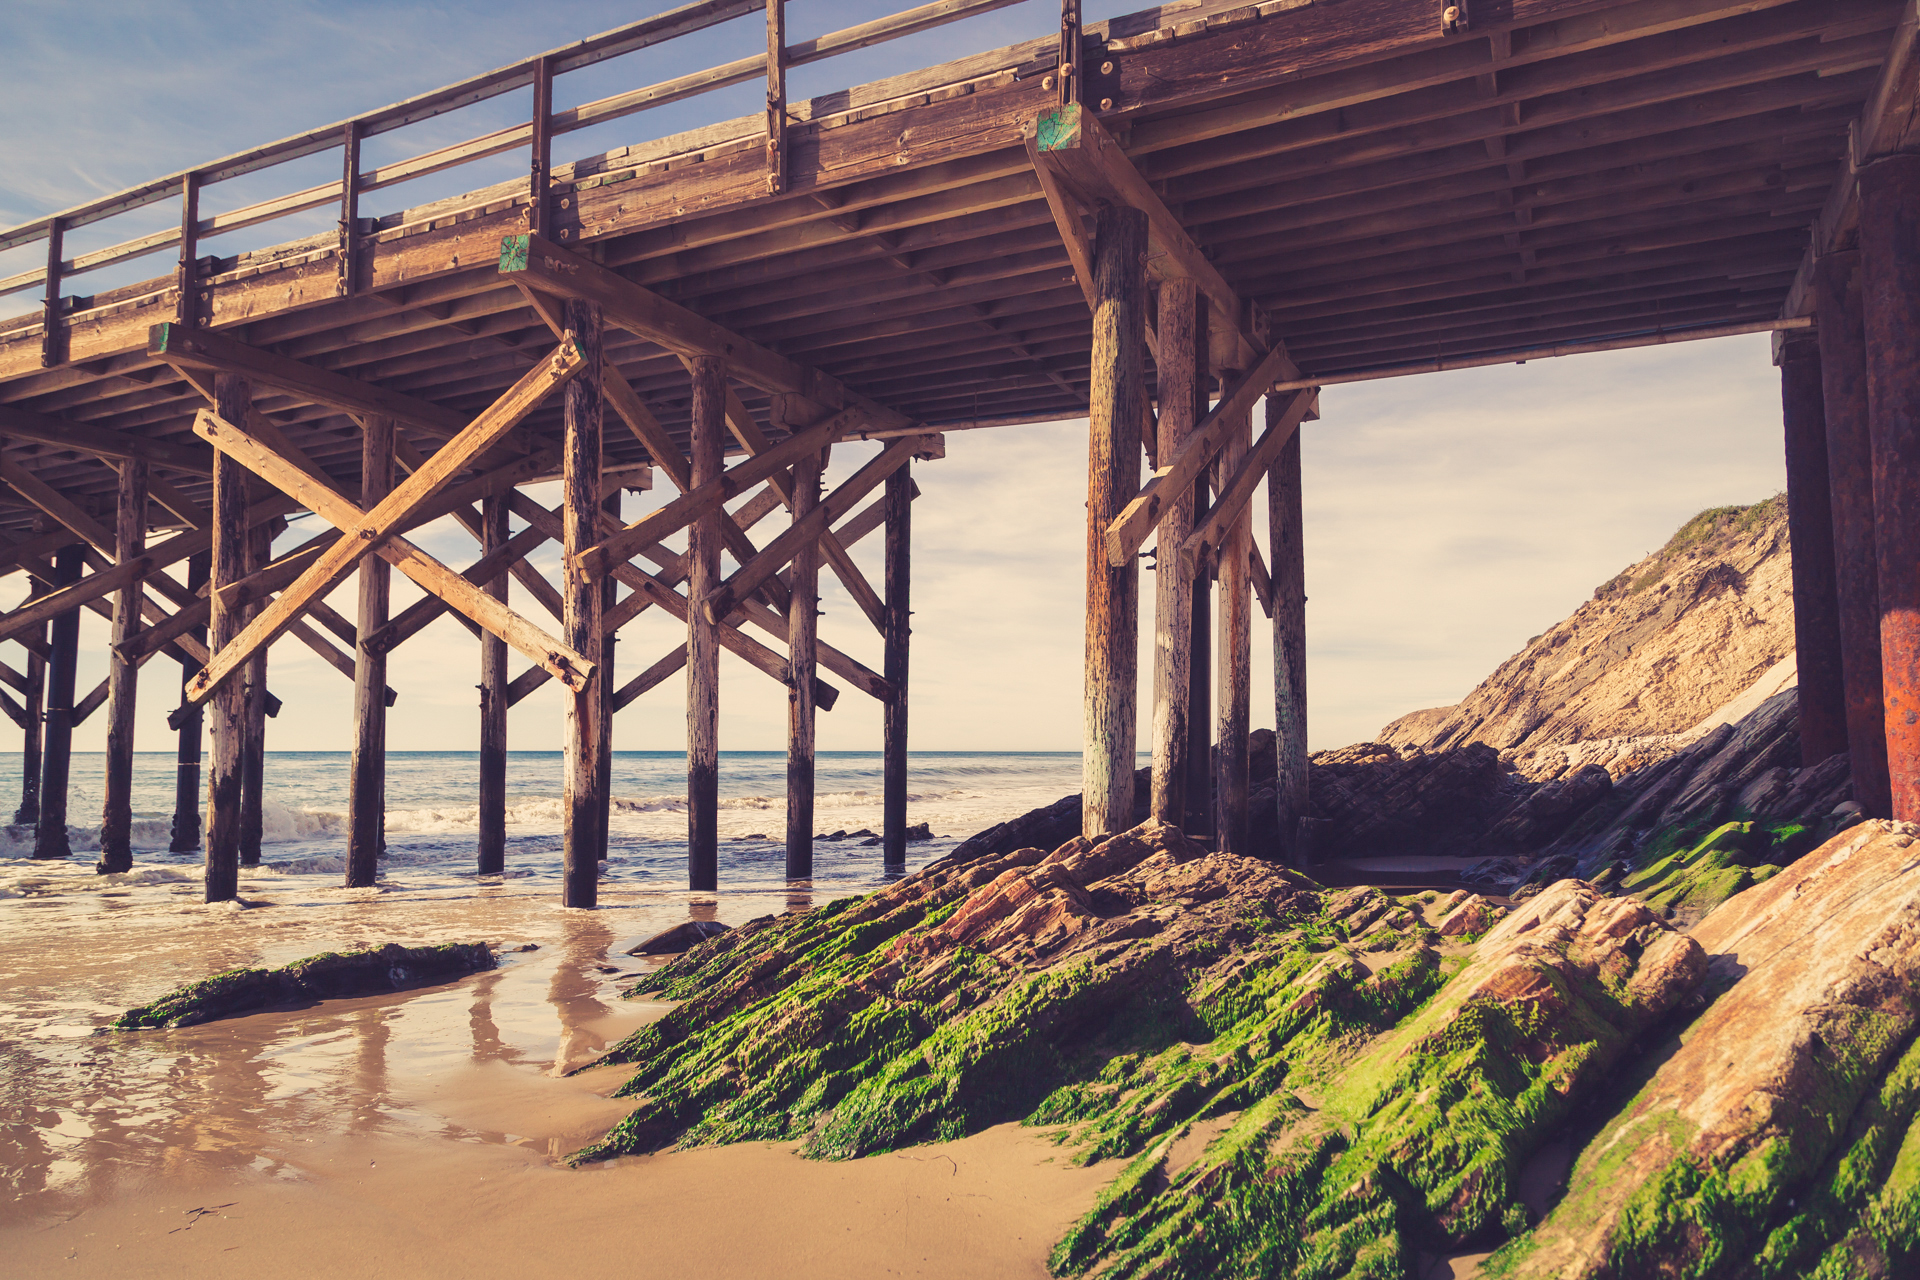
[598,489,619,863]
[1214,379,1252,855]
[562,299,606,908]
[477,492,509,875]
[205,374,251,902]
[239,522,271,867]
[687,355,725,892]
[786,445,823,879]
[1083,204,1146,838]
[1780,337,1848,766]
[883,461,911,869]
[32,545,81,860]
[347,415,394,888]
[169,552,208,851]
[1859,153,1920,823]
[98,458,149,873]
[1186,486,1213,841]
[1149,280,1203,827]
[14,603,43,826]
[1815,251,1892,817]
[1268,403,1309,866]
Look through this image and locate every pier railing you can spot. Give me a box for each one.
[0,0,1032,363]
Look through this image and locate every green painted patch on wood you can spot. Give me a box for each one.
[148,322,177,354]
[498,234,531,274]
[1036,104,1082,153]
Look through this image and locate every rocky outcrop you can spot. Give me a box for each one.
[1380,497,1794,753]
[580,818,1920,1276]
[112,941,496,1029]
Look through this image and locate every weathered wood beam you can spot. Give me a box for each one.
[71,676,109,726]
[577,407,859,578]
[562,299,605,907]
[1267,397,1307,867]
[1180,389,1316,578]
[150,322,469,436]
[1149,279,1203,830]
[478,491,509,874]
[182,338,586,705]
[97,458,146,872]
[687,355,723,894]
[205,378,249,901]
[786,441,821,879]
[882,461,910,869]
[0,402,216,475]
[346,415,393,889]
[1105,342,1293,567]
[1213,383,1252,856]
[613,643,688,712]
[192,409,594,693]
[366,519,550,654]
[701,433,926,626]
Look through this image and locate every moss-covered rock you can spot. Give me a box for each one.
[113,941,495,1029]
[1619,818,1816,918]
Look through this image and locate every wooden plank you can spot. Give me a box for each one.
[191,409,594,692]
[346,415,393,889]
[1179,388,1315,578]
[182,337,586,704]
[613,643,688,712]
[701,434,924,625]
[365,519,549,653]
[97,458,147,872]
[1148,278,1202,829]
[688,355,724,893]
[562,298,605,908]
[1105,341,1292,567]
[71,676,109,726]
[882,462,911,867]
[150,322,470,436]
[786,439,820,878]
[0,402,216,475]
[1082,205,1146,838]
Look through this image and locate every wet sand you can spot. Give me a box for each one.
[0,863,1112,1277]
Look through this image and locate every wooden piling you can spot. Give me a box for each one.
[562,299,606,908]
[32,544,81,860]
[1815,251,1892,817]
[205,373,251,902]
[1082,203,1146,838]
[883,461,911,868]
[1267,406,1309,866]
[687,354,725,891]
[169,553,208,851]
[14,606,42,827]
[346,414,394,888]
[598,489,620,863]
[1858,153,1920,823]
[1186,516,1213,842]
[239,521,271,867]
[1150,280,1201,827]
[1214,381,1251,855]
[1779,337,1847,766]
[477,491,509,874]
[98,458,148,873]
[786,445,823,879]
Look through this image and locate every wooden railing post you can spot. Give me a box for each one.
[169,552,209,852]
[562,298,605,907]
[883,460,911,868]
[32,546,82,861]
[177,173,201,329]
[205,374,252,901]
[347,415,394,888]
[98,458,149,873]
[478,492,509,874]
[1082,203,1145,838]
[529,56,555,238]
[338,121,363,298]
[40,218,65,369]
[766,0,788,194]
[688,354,726,892]
[1057,0,1081,108]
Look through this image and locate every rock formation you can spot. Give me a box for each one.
[112,941,496,1029]
[580,817,1920,1276]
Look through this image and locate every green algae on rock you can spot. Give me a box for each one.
[113,941,495,1029]
[1617,817,1817,919]
[1489,820,1920,1279]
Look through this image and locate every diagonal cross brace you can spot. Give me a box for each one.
[190,409,594,700]
[182,336,587,705]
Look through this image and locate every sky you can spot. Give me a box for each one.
[0,1,1790,757]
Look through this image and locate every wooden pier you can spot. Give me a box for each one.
[0,0,1915,899]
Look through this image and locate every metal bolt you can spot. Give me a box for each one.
[1101,60,1114,75]
[1042,74,1055,90]
[1100,97,1114,111]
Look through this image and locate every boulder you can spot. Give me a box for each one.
[113,942,495,1029]
[629,919,731,955]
